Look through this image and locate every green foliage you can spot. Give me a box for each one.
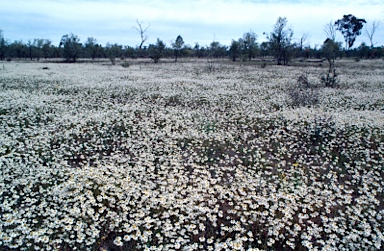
[85,37,101,60]
[357,42,370,59]
[322,39,340,63]
[268,17,294,65]
[41,39,53,59]
[148,38,165,63]
[9,40,26,59]
[121,60,130,68]
[229,40,241,61]
[172,35,184,62]
[0,30,7,60]
[33,38,44,61]
[229,31,258,62]
[106,43,122,65]
[0,14,381,63]
[321,67,339,88]
[321,39,339,87]
[209,41,227,58]
[60,33,82,62]
[335,14,366,50]
[241,31,258,60]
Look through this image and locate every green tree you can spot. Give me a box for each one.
[42,39,53,59]
[268,17,293,65]
[209,41,227,58]
[106,43,122,65]
[357,42,370,59]
[335,14,366,50]
[172,35,184,62]
[85,37,100,60]
[123,45,136,59]
[229,39,241,61]
[193,43,205,58]
[60,34,82,62]
[148,38,165,63]
[322,39,339,67]
[259,41,269,57]
[242,31,258,60]
[10,40,26,59]
[321,39,340,87]
[33,39,44,61]
[0,30,7,60]
[27,40,35,60]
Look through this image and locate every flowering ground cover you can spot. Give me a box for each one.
[0,59,383,250]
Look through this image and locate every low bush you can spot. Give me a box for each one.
[121,61,130,68]
[288,73,319,107]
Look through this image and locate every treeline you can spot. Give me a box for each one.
[0,15,382,64]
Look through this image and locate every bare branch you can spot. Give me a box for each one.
[299,32,310,50]
[132,19,150,49]
[324,20,337,41]
[365,20,382,48]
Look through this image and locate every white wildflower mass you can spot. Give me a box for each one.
[0,59,383,250]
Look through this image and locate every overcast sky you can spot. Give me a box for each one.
[1,0,383,49]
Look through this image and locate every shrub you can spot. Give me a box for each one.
[321,67,339,88]
[321,39,339,88]
[206,58,215,72]
[121,61,130,68]
[297,73,310,88]
[288,73,319,107]
[148,39,165,63]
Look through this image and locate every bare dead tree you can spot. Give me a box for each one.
[324,20,337,41]
[132,19,150,49]
[299,33,310,50]
[365,20,382,48]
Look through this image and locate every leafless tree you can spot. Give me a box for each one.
[298,32,310,50]
[324,20,337,41]
[132,19,150,49]
[365,20,382,48]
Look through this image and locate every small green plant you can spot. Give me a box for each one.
[321,67,339,88]
[202,120,216,134]
[166,95,183,106]
[121,61,130,68]
[309,116,335,145]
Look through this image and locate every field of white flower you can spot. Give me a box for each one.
[0,58,383,251]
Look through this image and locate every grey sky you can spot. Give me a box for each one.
[1,0,383,48]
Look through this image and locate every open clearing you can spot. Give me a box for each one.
[1,59,384,250]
